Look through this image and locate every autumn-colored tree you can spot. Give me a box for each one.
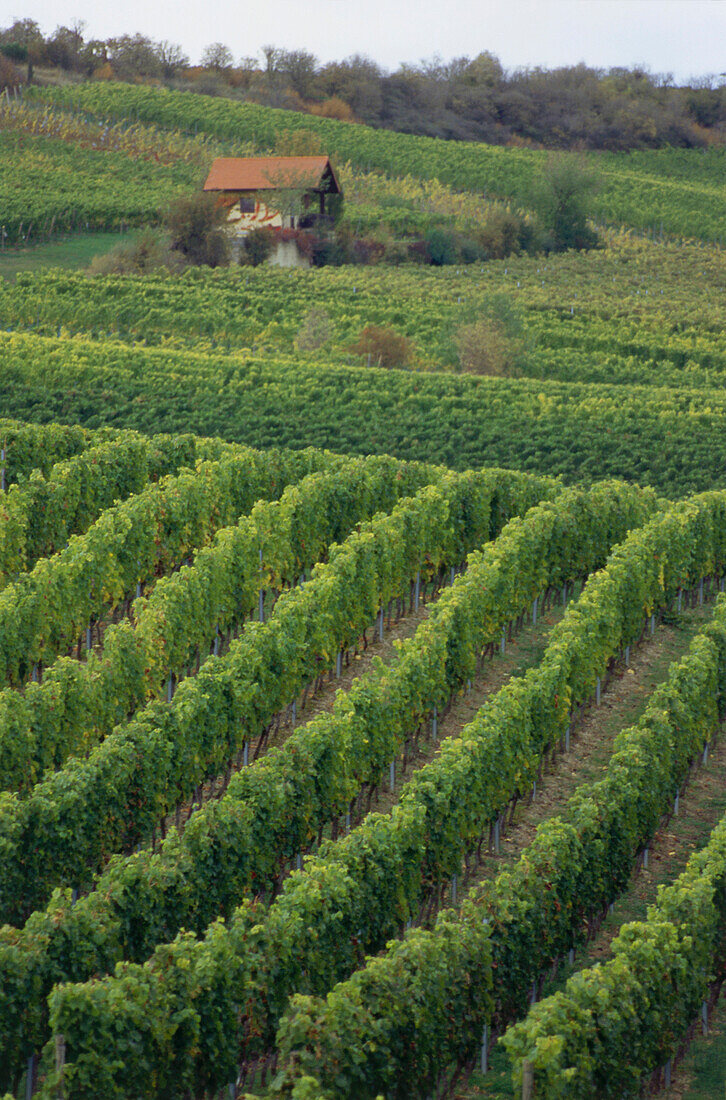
[309,96,356,122]
[348,324,414,369]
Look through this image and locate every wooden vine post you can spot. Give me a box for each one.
[521,1060,534,1099]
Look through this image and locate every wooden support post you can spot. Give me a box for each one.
[25,1053,37,1100]
[54,1034,66,1098]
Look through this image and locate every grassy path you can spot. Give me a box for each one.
[0,230,133,282]
[354,598,564,823]
[665,1000,726,1099]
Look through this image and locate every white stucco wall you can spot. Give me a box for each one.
[268,240,310,269]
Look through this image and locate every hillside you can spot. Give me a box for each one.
[27,82,726,241]
[0,77,725,1100]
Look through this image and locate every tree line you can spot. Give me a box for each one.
[1,17,724,152]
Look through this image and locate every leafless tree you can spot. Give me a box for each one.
[201,42,232,71]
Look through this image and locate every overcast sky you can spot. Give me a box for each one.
[2,0,724,83]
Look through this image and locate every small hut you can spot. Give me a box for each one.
[202,155,342,266]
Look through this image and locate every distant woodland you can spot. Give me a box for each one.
[1,17,724,151]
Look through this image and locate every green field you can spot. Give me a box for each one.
[0,230,136,282]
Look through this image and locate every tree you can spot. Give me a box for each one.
[262,44,283,80]
[276,48,318,99]
[0,19,45,81]
[157,40,188,79]
[46,21,86,71]
[318,54,383,120]
[164,192,230,267]
[0,18,43,49]
[201,42,232,71]
[448,294,530,376]
[106,34,162,78]
[78,39,108,75]
[530,154,600,252]
[229,56,258,90]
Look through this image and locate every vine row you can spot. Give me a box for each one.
[0,431,207,585]
[0,445,334,687]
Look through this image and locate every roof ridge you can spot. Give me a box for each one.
[203,155,341,194]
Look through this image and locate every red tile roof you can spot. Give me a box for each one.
[203,156,340,193]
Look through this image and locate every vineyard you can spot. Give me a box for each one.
[24,82,726,243]
[3,423,726,1100]
[0,127,204,245]
[1,71,726,1100]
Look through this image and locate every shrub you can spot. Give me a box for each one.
[454,294,530,376]
[0,53,22,90]
[425,226,458,265]
[164,192,230,267]
[349,237,386,265]
[87,229,183,276]
[309,234,346,266]
[407,239,431,264]
[309,96,357,122]
[477,207,525,259]
[240,227,277,266]
[348,324,414,369]
[295,308,332,351]
[92,61,114,81]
